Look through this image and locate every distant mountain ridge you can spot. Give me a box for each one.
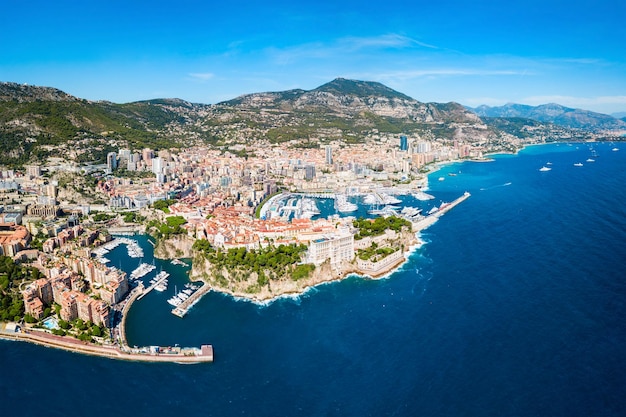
[0,77,620,167]
[217,78,483,140]
[469,102,626,131]
[0,81,81,102]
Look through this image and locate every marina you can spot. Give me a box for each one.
[137,270,170,300]
[129,262,156,280]
[171,283,212,318]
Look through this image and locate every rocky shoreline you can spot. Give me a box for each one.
[184,229,421,304]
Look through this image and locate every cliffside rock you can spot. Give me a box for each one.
[153,235,195,259]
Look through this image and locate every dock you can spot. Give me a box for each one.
[171,283,211,318]
[411,192,470,232]
[433,191,471,218]
[137,273,169,300]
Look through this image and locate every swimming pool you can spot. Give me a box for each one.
[42,317,59,330]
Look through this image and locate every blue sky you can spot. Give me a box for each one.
[2,0,625,114]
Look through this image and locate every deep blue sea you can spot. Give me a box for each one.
[2,142,626,416]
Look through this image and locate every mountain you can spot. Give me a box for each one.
[0,82,200,166]
[469,102,626,131]
[210,78,486,144]
[1,78,610,168]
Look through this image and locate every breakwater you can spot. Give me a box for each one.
[0,328,213,363]
[411,191,470,231]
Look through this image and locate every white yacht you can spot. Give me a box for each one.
[412,191,435,201]
[334,194,358,213]
[381,194,401,205]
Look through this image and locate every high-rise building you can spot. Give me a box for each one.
[304,165,316,180]
[142,148,154,162]
[106,152,117,171]
[400,135,408,151]
[416,141,431,153]
[325,145,333,165]
[152,157,164,174]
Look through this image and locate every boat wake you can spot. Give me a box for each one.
[480,182,512,191]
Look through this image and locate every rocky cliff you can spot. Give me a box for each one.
[153,235,196,260]
[188,229,419,303]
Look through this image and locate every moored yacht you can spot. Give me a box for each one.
[334,194,358,213]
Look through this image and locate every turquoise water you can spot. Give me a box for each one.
[1,142,625,416]
[42,317,59,330]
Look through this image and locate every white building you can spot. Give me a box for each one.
[306,232,354,267]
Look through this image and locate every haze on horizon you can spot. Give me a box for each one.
[2,0,625,114]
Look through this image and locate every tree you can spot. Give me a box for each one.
[91,325,102,337]
[24,314,37,324]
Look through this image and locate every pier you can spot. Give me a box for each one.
[0,329,213,363]
[433,191,471,218]
[137,273,168,300]
[171,282,212,318]
[411,192,470,232]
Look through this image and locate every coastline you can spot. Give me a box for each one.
[4,157,473,359]
[0,326,213,363]
[188,192,469,306]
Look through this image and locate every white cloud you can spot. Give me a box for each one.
[267,33,436,64]
[189,72,215,81]
[338,34,437,51]
[360,68,528,83]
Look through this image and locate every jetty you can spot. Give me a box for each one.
[433,191,471,217]
[137,272,169,300]
[171,283,211,318]
[0,328,213,363]
[411,192,470,232]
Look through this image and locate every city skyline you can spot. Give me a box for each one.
[2,0,625,114]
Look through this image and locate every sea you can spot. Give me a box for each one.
[1,142,625,417]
